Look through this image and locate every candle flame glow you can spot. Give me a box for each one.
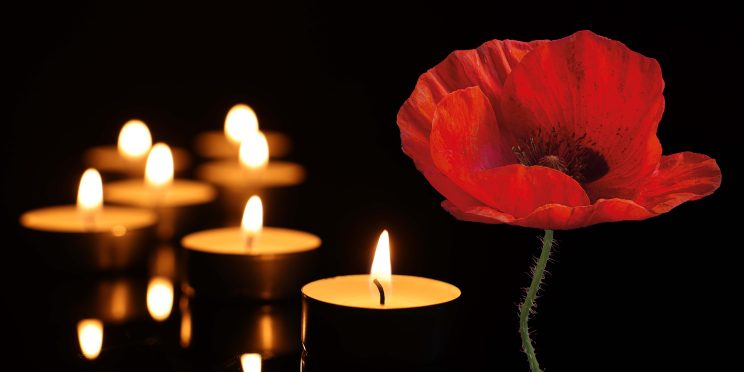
[146,277,174,322]
[241,196,263,247]
[239,131,269,169]
[370,230,392,300]
[225,103,259,144]
[77,319,103,360]
[240,353,262,372]
[77,169,103,214]
[145,143,174,187]
[117,119,152,159]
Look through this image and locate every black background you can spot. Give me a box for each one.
[3,1,741,371]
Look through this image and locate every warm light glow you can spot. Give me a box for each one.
[109,280,130,322]
[145,143,174,187]
[259,311,274,351]
[77,319,103,360]
[179,296,192,348]
[77,169,103,214]
[146,277,174,322]
[370,230,392,298]
[240,353,262,372]
[225,103,259,144]
[239,131,269,169]
[180,309,192,348]
[241,196,263,247]
[117,119,152,159]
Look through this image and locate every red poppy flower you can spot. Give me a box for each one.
[397,30,721,230]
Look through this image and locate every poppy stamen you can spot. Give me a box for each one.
[513,129,609,183]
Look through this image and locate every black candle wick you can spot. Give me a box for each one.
[373,278,385,305]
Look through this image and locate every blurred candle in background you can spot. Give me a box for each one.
[194,103,291,159]
[20,169,157,271]
[84,119,190,177]
[105,143,216,240]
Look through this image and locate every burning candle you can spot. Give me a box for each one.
[84,119,190,177]
[301,230,461,369]
[20,169,157,271]
[196,131,305,225]
[196,131,304,189]
[182,195,320,300]
[193,103,291,159]
[105,143,217,239]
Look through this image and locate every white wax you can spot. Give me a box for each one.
[20,205,156,233]
[182,227,321,255]
[302,275,461,309]
[105,180,216,208]
[196,161,305,189]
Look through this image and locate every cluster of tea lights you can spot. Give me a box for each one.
[19,103,461,370]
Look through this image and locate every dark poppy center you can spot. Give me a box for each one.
[512,128,609,183]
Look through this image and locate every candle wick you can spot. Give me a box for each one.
[245,234,254,251]
[373,278,385,306]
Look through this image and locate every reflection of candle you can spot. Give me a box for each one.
[240,353,262,372]
[105,143,216,239]
[77,319,104,360]
[182,196,320,299]
[179,296,192,348]
[186,298,299,361]
[84,119,190,177]
[20,169,157,271]
[193,103,291,159]
[146,277,174,322]
[301,230,461,368]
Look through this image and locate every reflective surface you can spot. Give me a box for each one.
[14,244,302,372]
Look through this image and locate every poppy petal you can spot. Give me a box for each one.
[635,152,721,213]
[501,30,664,200]
[445,163,591,219]
[444,198,653,230]
[397,39,546,209]
[430,87,514,178]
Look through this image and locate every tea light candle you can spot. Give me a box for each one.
[301,231,461,369]
[20,169,157,271]
[105,143,217,239]
[196,131,305,190]
[182,195,320,300]
[193,103,291,159]
[196,131,304,225]
[83,119,191,177]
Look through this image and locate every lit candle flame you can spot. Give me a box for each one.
[145,143,174,188]
[77,319,103,360]
[225,103,259,144]
[77,169,103,224]
[370,230,392,304]
[146,277,174,322]
[117,119,152,159]
[239,131,269,170]
[241,195,263,249]
[240,353,262,372]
